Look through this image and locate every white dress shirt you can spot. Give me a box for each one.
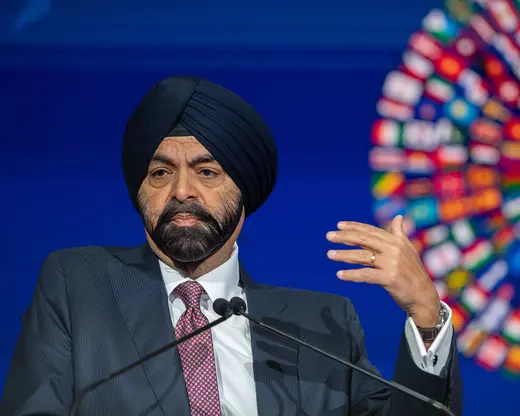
[159,245,453,415]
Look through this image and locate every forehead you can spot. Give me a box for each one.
[155,136,209,155]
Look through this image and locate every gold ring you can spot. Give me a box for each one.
[370,253,376,266]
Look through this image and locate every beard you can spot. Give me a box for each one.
[139,192,243,264]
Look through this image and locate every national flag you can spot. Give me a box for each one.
[503,346,520,376]
[503,117,520,141]
[371,119,402,147]
[417,224,450,247]
[469,142,501,165]
[377,98,413,121]
[460,283,490,314]
[500,141,520,168]
[414,98,444,121]
[502,194,520,221]
[470,14,497,45]
[493,225,515,253]
[369,147,406,171]
[457,322,488,355]
[408,31,443,61]
[483,210,509,233]
[453,33,480,61]
[472,187,502,215]
[373,197,407,224]
[435,145,468,168]
[476,259,508,293]
[439,197,470,222]
[425,76,455,102]
[401,51,434,80]
[444,97,479,126]
[382,71,424,106]
[422,241,461,278]
[405,178,432,199]
[482,98,511,121]
[432,171,466,198]
[458,69,490,106]
[503,170,520,192]
[434,52,467,82]
[371,172,405,199]
[451,219,476,248]
[405,151,436,173]
[488,0,519,33]
[446,267,472,294]
[496,77,520,107]
[477,283,514,333]
[469,119,502,145]
[446,0,475,25]
[402,120,448,151]
[502,310,520,344]
[462,239,494,273]
[408,197,440,230]
[483,54,507,79]
[476,335,509,370]
[450,302,470,332]
[466,165,499,190]
[422,9,460,43]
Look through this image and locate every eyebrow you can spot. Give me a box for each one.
[150,153,218,167]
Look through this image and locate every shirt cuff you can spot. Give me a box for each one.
[404,301,453,376]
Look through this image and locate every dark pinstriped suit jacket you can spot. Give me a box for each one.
[1,244,463,415]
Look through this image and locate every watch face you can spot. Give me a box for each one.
[370,0,520,376]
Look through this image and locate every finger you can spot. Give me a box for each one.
[337,221,394,243]
[391,215,407,238]
[336,268,385,285]
[326,230,387,252]
[327,249,379,268]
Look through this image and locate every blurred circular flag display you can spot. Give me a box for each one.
[370,0,520,377]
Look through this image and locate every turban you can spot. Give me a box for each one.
[122,76,278,217]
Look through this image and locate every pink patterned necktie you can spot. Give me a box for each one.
[174,281,221,416]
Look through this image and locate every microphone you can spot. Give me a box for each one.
[226,297,456,416]
[69,298,233,416]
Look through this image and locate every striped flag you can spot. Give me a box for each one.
[460,283,490,314]
[457,321,488,356]
[371,119,402,147]
[482,98,511,121]
[401,51,434,80]
[502,310,520,344]
[472,187,502,215]
[382,71,424,106]
[462,239,494,272]
[466,165,499,189]
[470,142,501,164]
[408,31,443,61]
[435,145,468,167]
[405,177,432,199]
[371,173,405,199]
[423,241,462,278]
[488,0,519,33]
[469,118,502,145]
[500,141,520,168]
[425,76,455,102]
[451,220,477,248]
[377,98,414,121]
[476,335,509,370]
[369,147,406,171]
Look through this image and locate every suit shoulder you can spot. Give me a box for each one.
[45,245,141,270]
[260,284,350,309]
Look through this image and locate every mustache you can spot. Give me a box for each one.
[156,200,217,227]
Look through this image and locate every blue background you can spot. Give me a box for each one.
[0,0,516,414]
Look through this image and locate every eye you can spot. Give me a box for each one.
[150,169,169,179]
[199,169,217,178]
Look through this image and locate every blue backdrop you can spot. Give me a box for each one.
[0,0,516,414]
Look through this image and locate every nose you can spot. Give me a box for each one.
[170,169,197,202]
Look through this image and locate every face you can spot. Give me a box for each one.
[137,136,244,264]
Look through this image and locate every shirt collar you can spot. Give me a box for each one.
[159,244,240,303]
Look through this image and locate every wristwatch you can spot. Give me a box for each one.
[417,305,449,342]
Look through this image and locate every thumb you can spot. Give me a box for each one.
[391,215,407,237]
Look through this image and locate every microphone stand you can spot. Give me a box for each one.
[228,298,456,416]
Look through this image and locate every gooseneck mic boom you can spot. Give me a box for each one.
[69,298,233,416]
[226,297,456,416]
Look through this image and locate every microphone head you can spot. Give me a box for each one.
[213,298,232,317]
[230,297,247,315]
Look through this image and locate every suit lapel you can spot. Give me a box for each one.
[240,265,300,416]
[109,244,189,416]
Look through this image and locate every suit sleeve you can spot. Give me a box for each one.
[0,252,73,416]
[345,298,463,416]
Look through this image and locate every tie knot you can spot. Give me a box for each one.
[174,281,206,308]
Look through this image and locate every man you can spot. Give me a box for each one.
[1,76,462,415]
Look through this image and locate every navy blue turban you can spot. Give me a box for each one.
[122,76,278,217]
